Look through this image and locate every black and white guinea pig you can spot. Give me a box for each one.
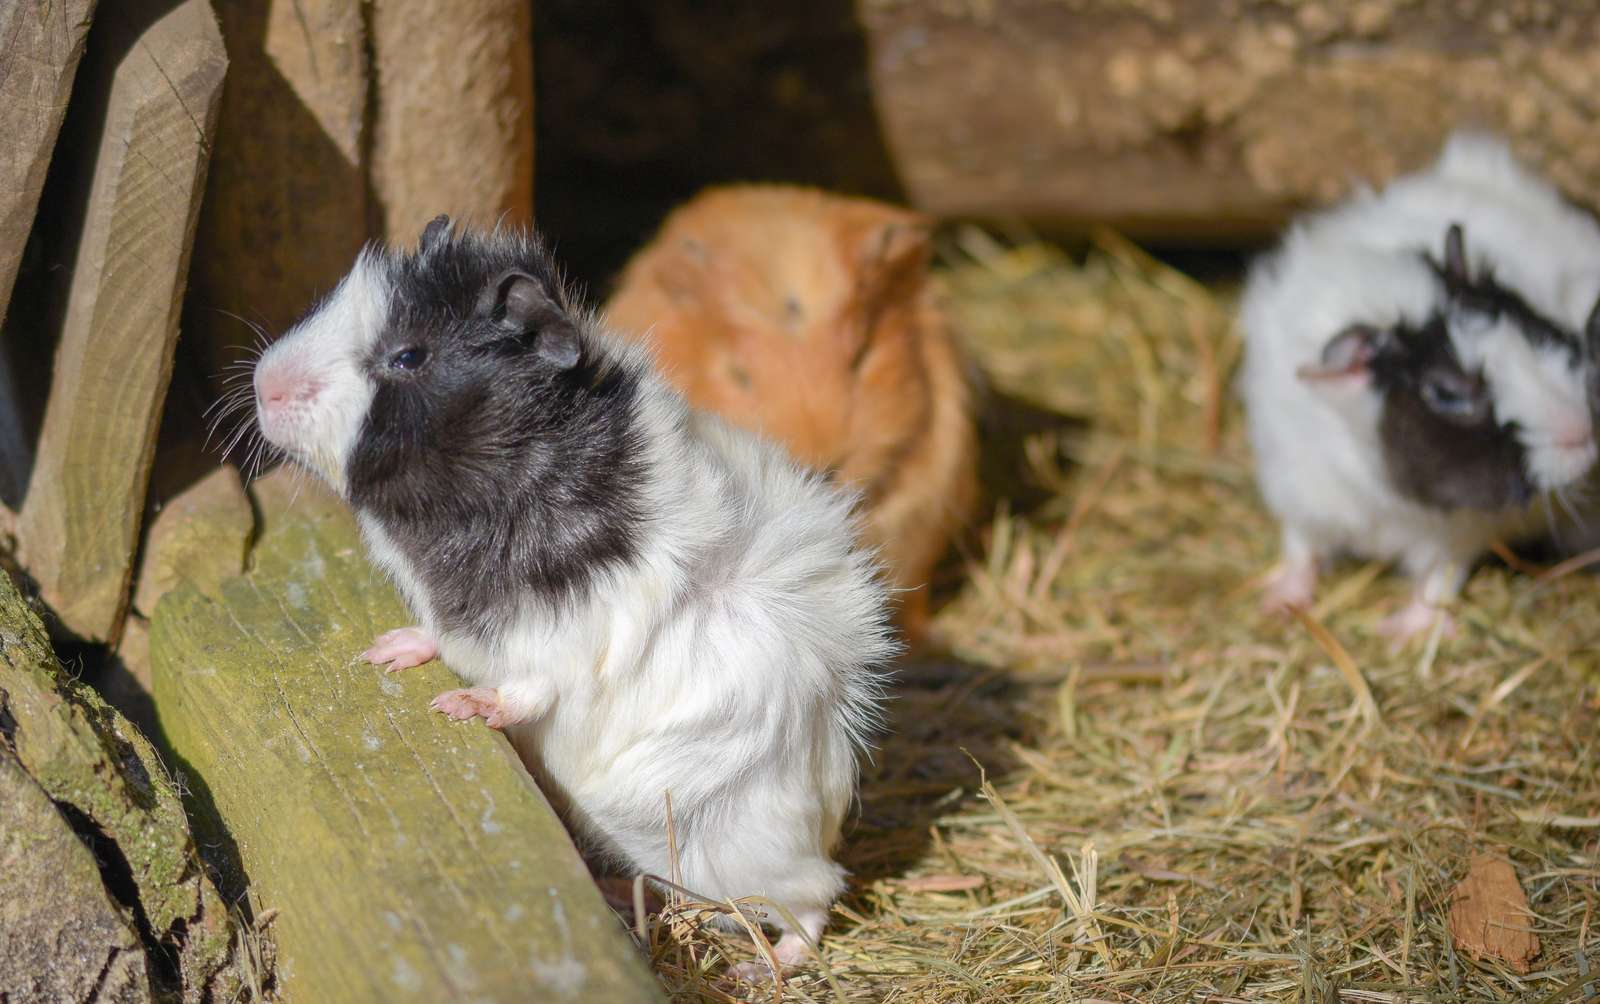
[252,216,896,978]
[1241,131,1600,641]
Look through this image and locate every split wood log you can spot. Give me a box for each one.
[188,0,370,382]
[0,0,98,505]
[370,0,536,242]
[150,469,663,1003]
[17,0,227,643]
[535,0,1600,262]
[853,1,1600,235]
[0,566,240,1001]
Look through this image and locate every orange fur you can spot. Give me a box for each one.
[605,186,979,648]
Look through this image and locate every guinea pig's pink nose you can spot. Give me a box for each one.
[256,366,318,410]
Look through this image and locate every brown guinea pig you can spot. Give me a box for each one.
[604,185,979,649]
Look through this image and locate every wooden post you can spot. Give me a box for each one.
[17,0,227,642]
[0,0,98,508]
[151,469,664,1003]
[370,0,535,240]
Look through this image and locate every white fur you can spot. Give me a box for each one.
[253,250,393,494]
[258,257,895,960]
[1241,131,1600,613]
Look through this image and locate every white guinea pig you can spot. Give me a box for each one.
[252,216,896,977]
[1241,131,1600,640]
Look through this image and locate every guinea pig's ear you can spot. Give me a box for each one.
[1442,222,1469,286]
[1297,323,1394,383]
[419,214,452,253]
[651,238,710,305]
[1585,294,1600,357]
[856,219,933,302]
[847,217,933,364]
[479,270,582,370]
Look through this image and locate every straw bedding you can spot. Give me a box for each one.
[639,229,1600,1003]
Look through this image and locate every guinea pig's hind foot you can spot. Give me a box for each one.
[430,687,512,729]
[727,908,827,984]
[361,626,438,672]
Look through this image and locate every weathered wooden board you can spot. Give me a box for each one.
[0,0,98,507]
[18,0,228,642]
[151,469,663,1003]
[0,565,238,1000]
[0,0,97,321]
[370,0,535,240]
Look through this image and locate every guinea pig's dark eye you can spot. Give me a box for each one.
[1420,371,1487,423]
[390,347,427,371]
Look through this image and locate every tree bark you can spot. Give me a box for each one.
[0,566,240,1002]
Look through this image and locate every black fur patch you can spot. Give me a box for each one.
[1425,248,1582,360]
[345,228,649,638]
[1370,315,1533,512]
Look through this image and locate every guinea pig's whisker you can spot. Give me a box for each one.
[204,400,250,452]
[202,385,251,422]
[1557,486,1587,529]
[211,308,274,352]
[217,427,251,463]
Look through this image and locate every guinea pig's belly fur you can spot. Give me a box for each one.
[423,413,889,915]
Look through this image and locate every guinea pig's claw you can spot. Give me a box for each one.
[430,687,508,729]
[362,626,439,672]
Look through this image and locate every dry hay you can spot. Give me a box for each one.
[637,229,1600,1003]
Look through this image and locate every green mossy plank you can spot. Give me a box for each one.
[0,567,237,999]
[150,473,663,1003]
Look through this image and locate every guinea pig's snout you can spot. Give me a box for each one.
[255,364,320,413]
[253,360,327,455]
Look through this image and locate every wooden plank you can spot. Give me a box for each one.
[17,0,228,642]
[0,0,98,508]
[370,0,534,240]
[150,469,664,1004]
[0,0,97,323]
[0,565,239,999]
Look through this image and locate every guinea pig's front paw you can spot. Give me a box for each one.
[429,688,512,729]
[1261,559,1317,614]
[1378,599,1457,650]
[361,626,439,672]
